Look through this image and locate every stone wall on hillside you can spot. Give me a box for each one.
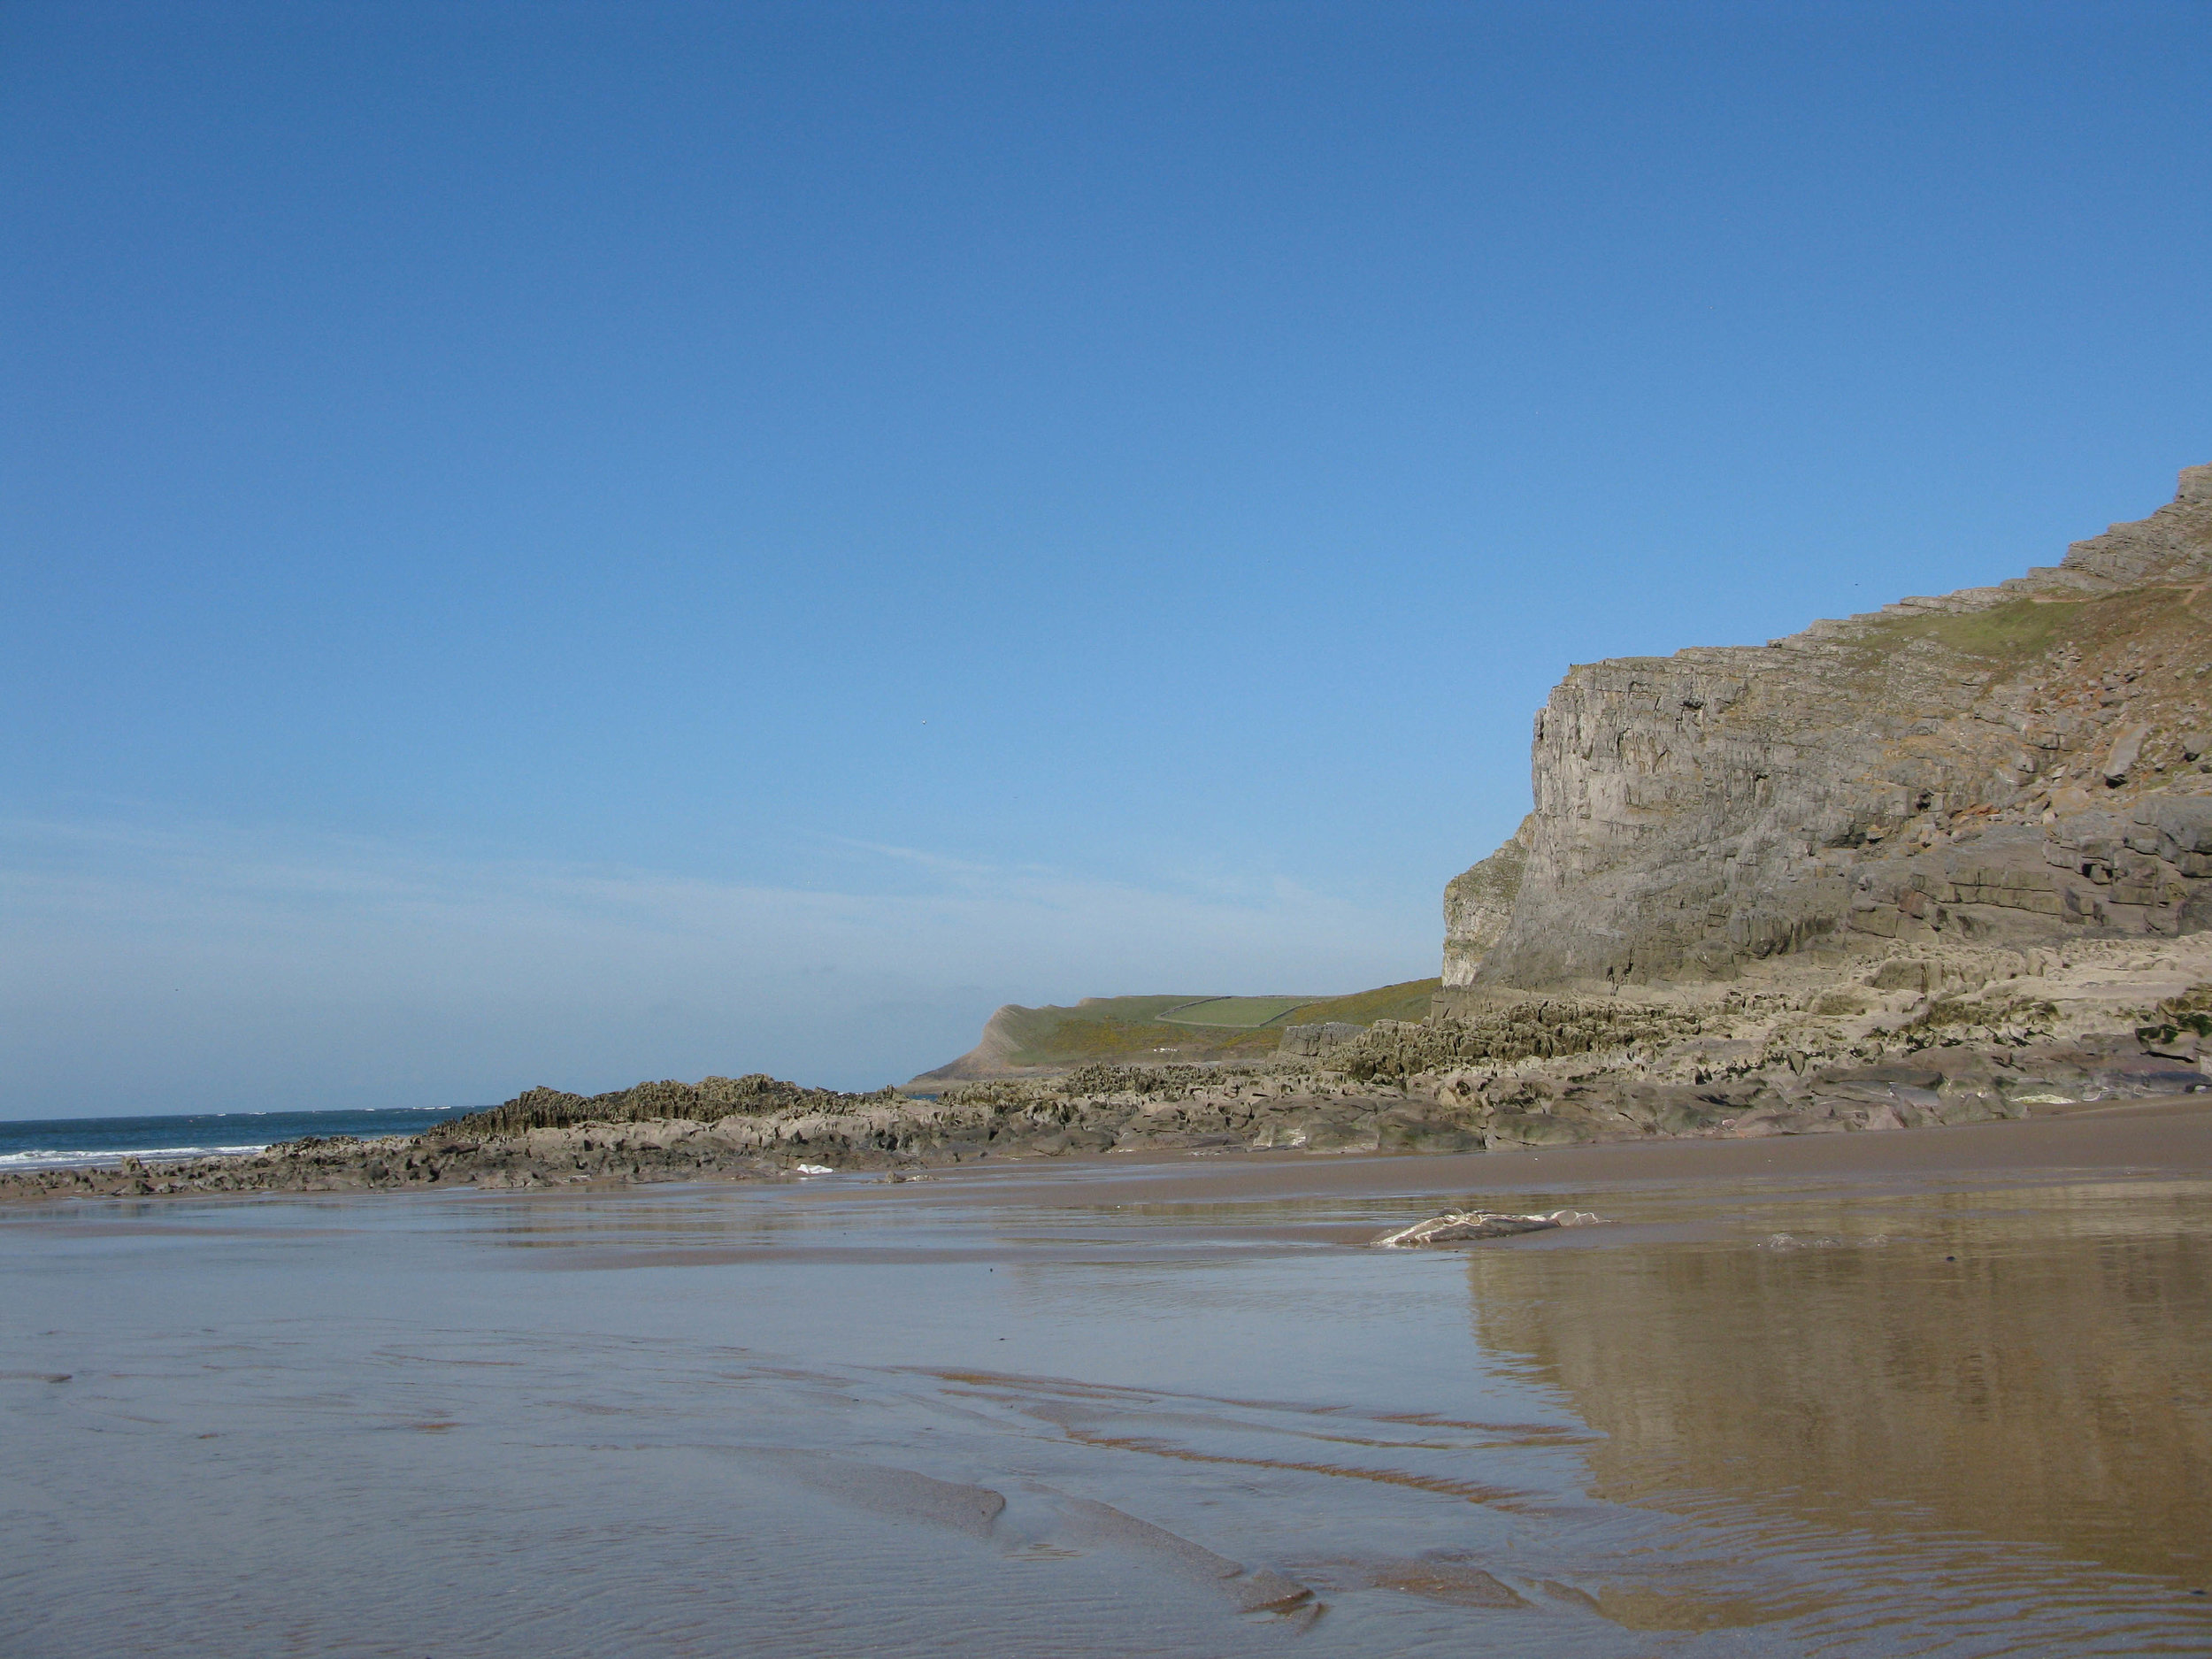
[1457,465,2212,997]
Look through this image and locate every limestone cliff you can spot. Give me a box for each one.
[1457,465,2212,999]
[1440,815,1532,986]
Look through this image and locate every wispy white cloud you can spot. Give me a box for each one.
[0,815,1434,1117]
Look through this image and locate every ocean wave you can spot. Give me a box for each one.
[0,1144,269,1170]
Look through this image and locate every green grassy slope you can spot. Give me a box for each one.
[1273,979,1440,1027]
[910,979,1442,1081]
[1156,995,1320,1029]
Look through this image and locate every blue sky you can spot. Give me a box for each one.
[5,2,2208,1115]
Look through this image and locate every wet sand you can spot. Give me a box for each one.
[849,1092,2212,1224]
[4,1105,2208,1656]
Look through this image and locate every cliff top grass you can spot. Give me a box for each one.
[1286,979,1444,1027]
[1873,595,2080,661]
[977,979,1444,1070]
[1157,995,1320,1028]
[1852,584,2207,672]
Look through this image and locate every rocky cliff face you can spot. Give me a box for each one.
[1451,465,2212,998]
[1440,815,1532,987]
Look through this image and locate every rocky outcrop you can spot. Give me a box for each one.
[1317,941,2212,1148]
[0,1064,1488,1199]
[1463,465,2212,995]
[1440,815,1532,987]
[8,947,2208,1203]
[1274,1020,1366,1057]
[447,1072,893,1136]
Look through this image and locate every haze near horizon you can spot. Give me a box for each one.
[5,2,2209,1116]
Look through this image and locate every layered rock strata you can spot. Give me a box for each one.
[1450,465,2212,997]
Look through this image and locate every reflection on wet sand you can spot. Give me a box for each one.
[7,1140,2212,1656]
[1465,1180,2212,1593]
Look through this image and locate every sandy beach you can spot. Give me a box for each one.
[892,1090,2212,1213]
[5,1104,2207,1657]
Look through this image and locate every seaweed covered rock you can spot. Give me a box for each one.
[1321,1001,1708,1083]
[444,1073,900,1138]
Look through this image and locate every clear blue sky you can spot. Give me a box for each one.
[5,2,2208,1115]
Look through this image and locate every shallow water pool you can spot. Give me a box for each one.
[4,1151,2208,1656]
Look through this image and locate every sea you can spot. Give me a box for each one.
[0,1106,471,1170]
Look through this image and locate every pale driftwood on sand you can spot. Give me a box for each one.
[1371,1210,1603,1249]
